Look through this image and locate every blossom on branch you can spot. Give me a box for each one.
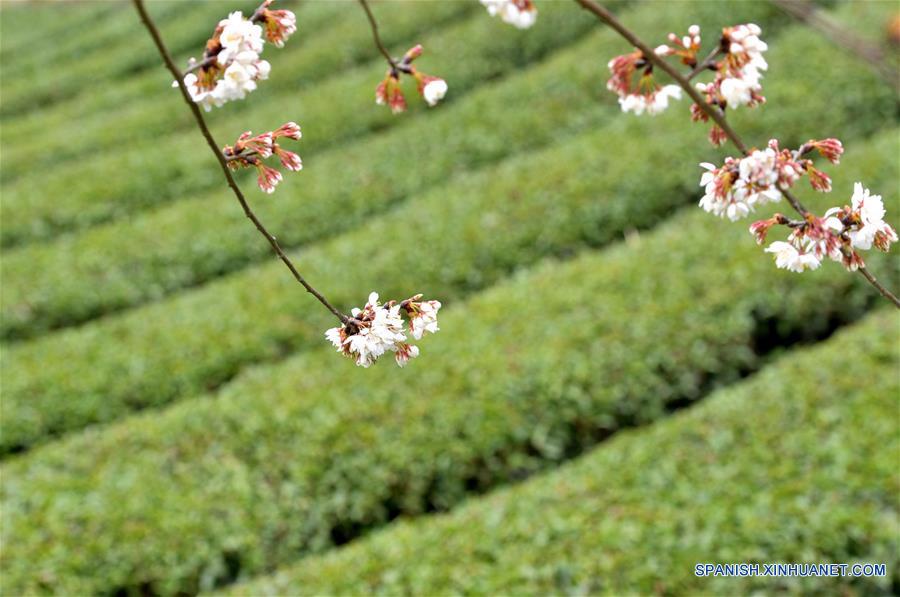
[699,138,843,221]
[222,122,302,193]
[752,182,896,274]
[606,50,682,115]
[173,1,294,110]
[374,45,447,114]
[325,293,442,368]
[480,0,537,29]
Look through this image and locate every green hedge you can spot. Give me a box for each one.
[0,2,117,60]
[2,186,896,595]
[0,1,595,248]
[226,309,899,597]
[3,10,874,450]
[0,1,476,185]
[4,2,878,343]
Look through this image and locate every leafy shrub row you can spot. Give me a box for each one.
[2,188,896,595]
[0,1,117,60]
[0,1,595,247]
[2,0,862,342]
[1,24,892,453]
[0,1,476,184]
[226,309,899,597]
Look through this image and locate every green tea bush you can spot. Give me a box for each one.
[0,1,596,247]
[1,29,894,452]
[0,2,116,60]
[225,309,899,596]
[2,186,896,595]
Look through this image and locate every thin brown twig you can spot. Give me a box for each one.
[132,0,349,324]
[574,0,900,309]
[358,0,398,70]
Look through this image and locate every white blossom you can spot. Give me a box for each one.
[480,0,537,29]
[847,182,894,250]
[720,76,757,108]
[324,292,441,368]
[618,85,682,116]
[422,78,448,106]
[765,241,821,273]
[736,148,782,205]
[409,300,441,340]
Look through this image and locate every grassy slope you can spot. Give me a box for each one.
[225,309,899,596]
[2,139,896,594]
[4,7,888,451]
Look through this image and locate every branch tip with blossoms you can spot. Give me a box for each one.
[133,0,350,326]
[358,0,448,114]
[175,0,296,111]
[576,0,899,308]
[326,293,442,368]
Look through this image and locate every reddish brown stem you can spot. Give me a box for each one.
[574,0,900,309]
[358,0,398,70]
[133,0,349,324]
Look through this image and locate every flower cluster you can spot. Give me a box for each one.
[740,144,897,272]
[752,184,897,273]
[480,0,537,29]
[175,1,296,111]
[692,23,767,144]
[222,122,302,193]
[606,50,682,116]
[374,45,448,114]
[325,293,442,368]
[699,138,842,221]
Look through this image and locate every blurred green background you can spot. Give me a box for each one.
[0,0,898,594]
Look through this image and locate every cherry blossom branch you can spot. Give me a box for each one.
[133,0,350,324]
[575,0,900,309]
[773,0,900,94]
[574,0,748,154]
[358,0,399,70]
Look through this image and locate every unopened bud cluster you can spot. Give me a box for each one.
[174,0,296,111]
[325,293,442,368]
[375,45,448,114]
[480,0,537,29]
[222,122,302,193]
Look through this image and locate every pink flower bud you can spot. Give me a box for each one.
[256,163,283,194]
[808,138,844,164]
[806,165,832,193]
